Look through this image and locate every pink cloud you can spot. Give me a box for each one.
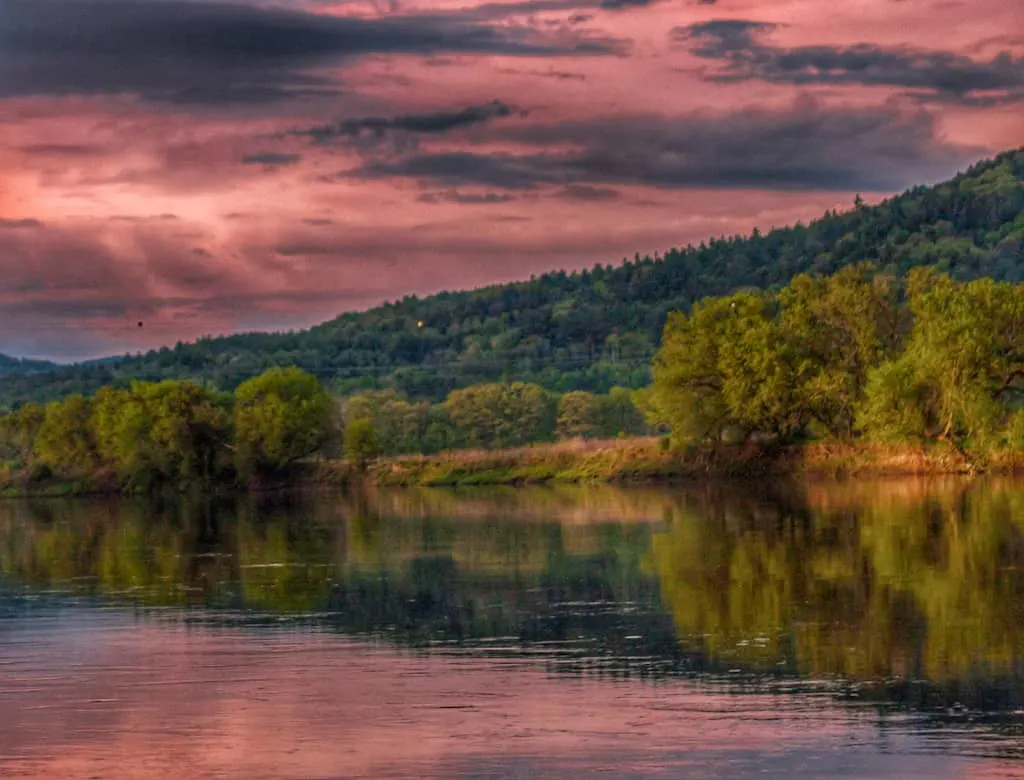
[0,0,1019,358]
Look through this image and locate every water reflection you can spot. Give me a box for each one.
[4,480,1024,776]
[651,479,1024,709]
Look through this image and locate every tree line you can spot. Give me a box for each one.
[4,262,1023,491]
[642,264,1024,452]
[0,368,648,491]
[0,367,335,491]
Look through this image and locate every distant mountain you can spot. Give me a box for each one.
[2,148,1022,407]
[0,354,58,376]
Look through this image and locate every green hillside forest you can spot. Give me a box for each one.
[5,259,1024,494]
[0,354,57,376]
[1,148,1021,411]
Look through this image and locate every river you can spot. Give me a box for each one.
[2,479,1024,778]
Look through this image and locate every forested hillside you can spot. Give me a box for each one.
[0,355,57,376]
[2,148,1022,408]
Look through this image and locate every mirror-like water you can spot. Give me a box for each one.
[2,480,1024,778]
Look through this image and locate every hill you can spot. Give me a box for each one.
[2,148,1022,408]
[0,354,58,377]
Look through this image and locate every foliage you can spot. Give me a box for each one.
[88,381,232,488]
[233,367,334,476]
[3,149,1021,407]
[0,368,335,492]
[0,353,57,376]
[900,269,1024,447]
[0,403,44,464]
[443,382,556,449]
[344,418,380,471]
[779,265,902,437]
[649,266,1024,451]
[856,358,931,443]
[34,395,96,474]
[343,390,431,456]
[557,391,604,439]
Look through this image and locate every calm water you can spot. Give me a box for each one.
[3,480,1024,778]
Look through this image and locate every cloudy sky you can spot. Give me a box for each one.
[0,0,1021,360]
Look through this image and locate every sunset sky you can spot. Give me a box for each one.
[0,0,1021,360]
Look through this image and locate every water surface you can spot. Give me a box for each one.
[2,480,1024,778]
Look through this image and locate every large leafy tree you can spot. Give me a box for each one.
[444,382,554,449]
[780,264,902,438]
[233,367,334,475]
[557,391,604,439]
[90,381,231,486]
[34,395,97,474]
[648,291,802,444]
[343,390,431,456]
[0,403,44,464]
[861,269,1024,447]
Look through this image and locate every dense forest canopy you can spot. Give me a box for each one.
[0,368,647,492]
[0,354,57,376]
[1,148,1021,409]
[644,265,1024,452]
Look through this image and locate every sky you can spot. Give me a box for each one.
[0,0,1021,361]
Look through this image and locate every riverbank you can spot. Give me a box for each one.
[361,438,1024,487]
[5,438,1023,497]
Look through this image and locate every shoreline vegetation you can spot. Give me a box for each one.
[4,263,1024,498]
[4,438,1024,498]
[3,146,1023,499]
[364,438,1022,487]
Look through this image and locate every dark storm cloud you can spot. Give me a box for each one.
[350,99,981,191]
[288,101,521,144]
[417,190,518,204]
[452,0,657,20]
[0,0,625,105]
[675,19,1024,105]
[354,152,554,190]
[553,184,622,201]
[496,67,587,80]
[242,153,303,166]
[598,0,658,9]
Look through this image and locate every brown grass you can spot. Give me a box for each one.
[358,437,1024,488]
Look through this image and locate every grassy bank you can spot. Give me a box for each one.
[362,438,1024,487]
[6,438,1024,497]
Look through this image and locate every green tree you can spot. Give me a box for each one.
[856,358,931,442]
[34,395,96,474]
[344,390,429,455]
[444,382,554,449]
[90,381,230,487]
[600,386,647,438]
[648,291,801,444]
[780,264,901,438]
[1,148,1022,411]
[557,391,603,439]
[234,367,334,476]
[0,403,44,464]
[344,417,380,471]
[899,269,1024,447]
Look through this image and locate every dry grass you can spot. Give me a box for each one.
[362,438,1024,488]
